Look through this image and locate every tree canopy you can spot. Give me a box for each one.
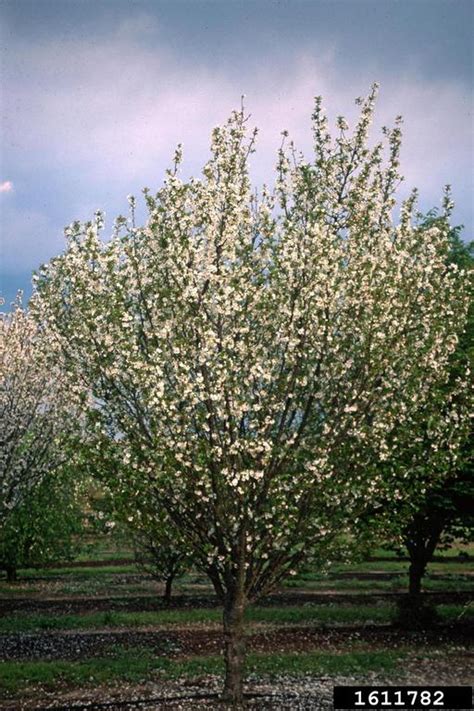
[0,300,77,521]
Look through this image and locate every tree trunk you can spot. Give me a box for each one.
[163,574,174,605]
[408,558,425,597]
[6,565,17,583]
[399,522,444,628]
[222,591,246,707]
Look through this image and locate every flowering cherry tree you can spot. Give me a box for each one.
[33,87,470,704]
[0,300,76,522]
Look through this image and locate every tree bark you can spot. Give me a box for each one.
[222,590,246,707]
[5,565,17,583]
[405,520,443,599]
[397,524,443,628]
[408,558,425,597]
[163,574,174,605]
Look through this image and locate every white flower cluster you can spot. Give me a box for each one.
[0,301,79,520]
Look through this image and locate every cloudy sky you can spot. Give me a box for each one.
[1,0,472,307]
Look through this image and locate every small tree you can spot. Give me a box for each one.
[132,518,193,604]
[0,469,84,582]
[109,479,194,604]
[34,87,470,704]
[367,464,473,628]
[403,471,473,596]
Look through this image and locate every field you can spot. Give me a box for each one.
[0,543,472,710]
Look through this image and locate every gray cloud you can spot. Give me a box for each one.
[1,1,472,307]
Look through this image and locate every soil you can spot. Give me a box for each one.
[1,579,472,710]
[1,656,472,711]
[1,590,471,616]
[1,622,472,663]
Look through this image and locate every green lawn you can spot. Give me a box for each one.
[0,646,407,695]
[1,603,470,634]
[1,546,471,701]
[1,569,471,598]
[2,546,471,594]
[368,544,474,560]
[285,571,473,593]
[18,563,139,578]
[329,560,473,574]
[76,546,134,563]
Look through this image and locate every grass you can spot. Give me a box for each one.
[0,576,167,598]
[285,573,473,593]
[0,605,392,634]
[3,552,470,591]
[13,562,472,582]
[0,608,222,633]
[0,647,157,694]
[1,546,471,700]
[329,560,472,574]
[76,548,135,563]
[0,646,407,695]
[18,564,139,578]
[369,544,474,560]
[245,649,403,676]
[1,603,470,635]
[438,602,474,622]
[1,572,470,608]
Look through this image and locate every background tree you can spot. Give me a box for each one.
[402,470,473,596]
[34,87,470,705]
[107,475,195,605]
[377,225,473,620]
[131,513,193,605]
[0,469,84,582]
[0,298,78,526]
